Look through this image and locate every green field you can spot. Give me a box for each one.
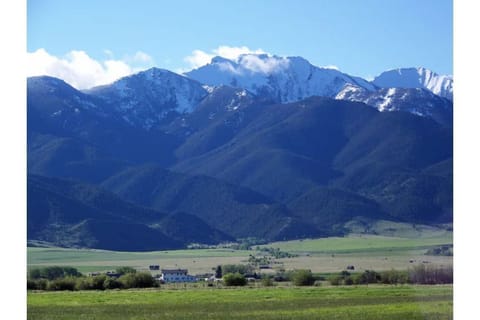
[27,247,253,274]
[263,234,453,254]
[27,285,453,320]
[28,230,453,274]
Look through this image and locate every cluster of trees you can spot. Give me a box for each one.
[220,264,255,276]
[291,270,316,286]
[231,237,267,250]
[257,247,298,259]
[247,254,272,266]
[425,245,453,256]
[28,266,82,280]
[221,269,316,286]
[27,266,157,291]
[328,265,453,286]
[223,273,247,286]
[328,270,382,286]
[408,264,453,284]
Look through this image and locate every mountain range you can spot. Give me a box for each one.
[27,53,453,250]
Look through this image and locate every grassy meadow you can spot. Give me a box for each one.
[28,224,453,274]
[27,224,453,319]
[27,285,453,320]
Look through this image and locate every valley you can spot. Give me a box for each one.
[28,223,452,275]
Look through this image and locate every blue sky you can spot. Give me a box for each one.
[27,0,452,88]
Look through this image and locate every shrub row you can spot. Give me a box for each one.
[328,265,453,286]
[27,272,157,291]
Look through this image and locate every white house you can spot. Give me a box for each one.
[160,269,197,283]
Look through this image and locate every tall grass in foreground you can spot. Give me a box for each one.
[28,285,452,320]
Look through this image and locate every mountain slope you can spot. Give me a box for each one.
[27,175,232,249]
[288,187,387,233]
[336,86,453,126]
[150,212,234,245]
[372,67,453,100]
[173,97,377,201]
[86,68,208,129]
[185,54,376,103]
[172,97,452,224]
[100,164,322,240]
[26,57,454,248]
[27,175,179,250]
[28,132,130,183]
[28,76,181,167]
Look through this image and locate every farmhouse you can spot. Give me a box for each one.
[160,269,197,283]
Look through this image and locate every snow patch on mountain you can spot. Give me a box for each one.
[373,67,453,100]
[336,85,453,126]
[185,54,376,103]
[377,88,397,112]
[86,68,208,129]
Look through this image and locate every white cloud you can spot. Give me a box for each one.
[215,46,266,61]
[239,54,289,74]
[130,51,154,64]
[183,49,214,70]
[321,65,340,70]
[183,45,267,70]
[26,49,154,90]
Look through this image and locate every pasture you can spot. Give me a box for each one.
[28,229,453,274]
[27,285,453,320]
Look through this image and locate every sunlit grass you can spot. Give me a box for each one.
[28,285,453,320]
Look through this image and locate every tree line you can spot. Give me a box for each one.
[27,266,157,291]
[28,264,452,291]
[328,265,453,286]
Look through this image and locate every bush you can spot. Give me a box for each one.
[35,279,48,290]
[115,266,137,275]
[328,271,360,286]
[292,270,315,286]
[45,266,67,280]
[27,279,37,290]
[75,278,91,291]
[353,270,380,285]
[223,273,247,286]
[92,275,107,290]
[344,277,354,285]
[28,268,42,280]
[92,275,108,290]
[119,272,155,288]
[328,275,342,286]
[380,269,409,285]
[103,277,123,290]
[222,264,253,275]
[261,276,274,287]
[133,273,156,288]
[48,277,77,291]
[29,266,82,280]
[273,270,292,282]
[75,275,108,290]
[63,267,82,277]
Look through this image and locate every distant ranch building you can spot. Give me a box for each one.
[160,269,197,283]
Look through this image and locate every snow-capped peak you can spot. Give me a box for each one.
[185,54,376,103]
[373,67,453,100]
[86,67,208,129]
